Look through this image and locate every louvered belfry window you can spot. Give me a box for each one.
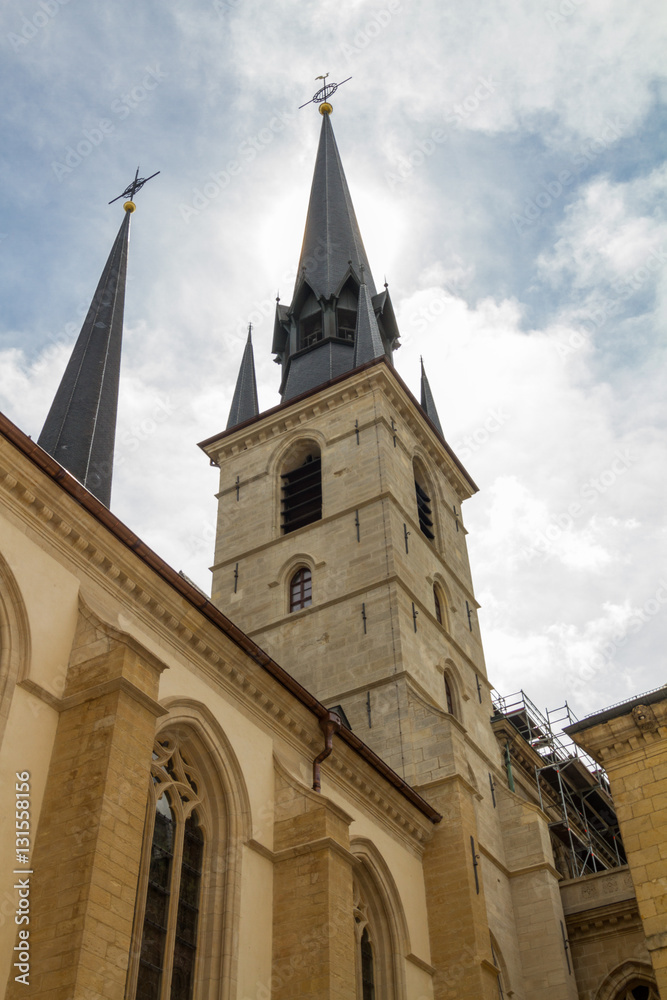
[282,455,322,534]
[415,480,435,540]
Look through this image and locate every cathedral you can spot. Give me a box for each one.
[0,87,665,1000]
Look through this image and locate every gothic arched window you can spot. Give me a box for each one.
[290,567,312,612]
[130,738,207,1000]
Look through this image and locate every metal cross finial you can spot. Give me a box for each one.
[299,76,352,109]
[109,166,160,205]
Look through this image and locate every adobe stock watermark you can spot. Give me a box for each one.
[50,65,166,181]
[339,0,402,63]
[386,77,497,190]
[521,449,634,563]
[580,579,667,681]
[213,0,242,13]
[109,64,167,120]
[50,120,116,182]
[557,242,667,357]
[179,109,296,222]
[511,117,627,234]
[545,0,586,28]
[7,0,73,52]
[453,408,509,462]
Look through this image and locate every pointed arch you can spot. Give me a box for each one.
[594,960,659,1000]
[351,838,410,1000]
[489,932,511,998]
[0,551,31,745]
[127,699,251,1000]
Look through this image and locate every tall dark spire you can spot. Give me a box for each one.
[227,325,259,429]
[272,106,400,401]
[38,205,132,506]
[297,110,376,300]
[420,357,444,437]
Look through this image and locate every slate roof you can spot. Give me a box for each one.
[38,208,131,507]
[297,110,376,300]
[227,327,259,429]
[420,358,444,437]
[353,276,384,368]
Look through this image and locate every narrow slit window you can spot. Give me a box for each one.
[434,586,442,624]
[290,568,312,612]
[282,455,322,534]
[445,677,455,716]
[415,480,435,540]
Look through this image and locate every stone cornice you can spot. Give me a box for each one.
[200,361,477,501]
[565,897,640,938]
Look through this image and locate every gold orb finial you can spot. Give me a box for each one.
[319,102,333,115]
[124,201,136,213]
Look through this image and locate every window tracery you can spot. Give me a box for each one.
[613,986,658,1000]
[131,737,208,1000]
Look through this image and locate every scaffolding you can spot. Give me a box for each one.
[491,689,625,878]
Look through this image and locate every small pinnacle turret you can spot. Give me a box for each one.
[227,325,259,429]
[420,357,444,437]
[353,270,384,368]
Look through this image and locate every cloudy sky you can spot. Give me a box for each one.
[1,0,665,723]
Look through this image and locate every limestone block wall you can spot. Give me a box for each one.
[561,867,654,1000]
[568,698,667,996]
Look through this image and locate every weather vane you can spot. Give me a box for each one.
[109,166,160,206]
[299,74,352,110]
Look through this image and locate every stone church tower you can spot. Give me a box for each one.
[200,99,579,999]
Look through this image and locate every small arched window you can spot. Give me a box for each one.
[290,567,312,612]
[132,739,206,1000]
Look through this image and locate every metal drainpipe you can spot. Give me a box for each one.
[505,742,516,793]
[312,711,342,792]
